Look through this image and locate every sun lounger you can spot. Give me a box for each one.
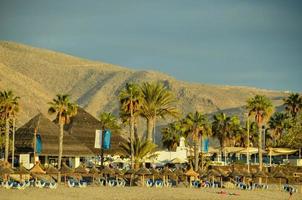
[67,179,87,188]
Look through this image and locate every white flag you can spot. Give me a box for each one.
[94,130,102,148]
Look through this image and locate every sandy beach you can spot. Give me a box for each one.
[0,186,300,200]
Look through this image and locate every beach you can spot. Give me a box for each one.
[0,186,300,200]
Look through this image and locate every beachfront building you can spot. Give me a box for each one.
[14,108,126,169]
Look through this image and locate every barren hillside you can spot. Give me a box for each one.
[0,41,287,133]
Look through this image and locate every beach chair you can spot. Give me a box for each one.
[67,179,87,188]
[146,179,154,187]
[107,179,117,187]
[98,177,106,186]
[117,178,126,187]
[155,179,163,188]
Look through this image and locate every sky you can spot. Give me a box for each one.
[0,0,302,92]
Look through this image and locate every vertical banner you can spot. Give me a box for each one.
[103,130,111,150]
[94,130,102,149]
[202,137,209,153]
[36,134,42,154]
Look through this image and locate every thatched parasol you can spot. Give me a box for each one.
[274,170,287,189]
[174,169,184,177]
[45,165,59,174]
[89,166,100,174]
[30,162,46,174]
[75,164,88,174]
[16,166,30,174]
[60,163,74,174]
[136,168,151,187]
[0,167,14,175]
[185,168,199,177]
[228,170,243,178]
[124,168,136,187]
[100,166,114,175]
[125,169,136,175]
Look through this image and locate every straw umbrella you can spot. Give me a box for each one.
[161,167,174,184]
[135,168,151,186]
[0,166,14,181]
[100,166,114,184]
[185,168,199,187]
[60,163,74,184]
[16,166,30,182]
[207,169,222,187]
[253,170,269,185]
[273,171,287,190]
[75,164,88,174]
[89,166,100,183]
[150,168,160,183]
[124,169,136,186]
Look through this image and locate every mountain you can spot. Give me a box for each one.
[0,41,288,138]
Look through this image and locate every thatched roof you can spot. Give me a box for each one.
[174,169,184,176]
[60,163,74,174]
[253,170,268,178]
[45,165,59,174]
[16,166,30,174]
[124,169,136,175]
[161,167,174,176]
[100,166,114,175]
[64,108,127,155]
[207,169,222,177]
[135,167,151,175]
[89,166,100,174]
[228,170,243,177]
[185,168,199,177]
[273,171,287,179]
[15,113,95,156]
[75,164,88,174]
[0,166,14,175]
[30,162,46,174]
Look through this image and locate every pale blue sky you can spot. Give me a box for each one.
[0,0,301,91]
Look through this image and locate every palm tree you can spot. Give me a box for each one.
[120,135,157,168]
[182,111,211,171]
[48,94,78,169]
[246,95,273,172]
[283,93,302,119]
[212,113,241,162]
[0,90,20,162]
[140,82,179,142]
[161,121,185,151]
[119,83,142,168]
[98,112,120,132]
[268,112,291,146]
[98,112,120,167]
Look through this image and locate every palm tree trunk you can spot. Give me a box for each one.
[258,123,263,184]
[12,117,15,168]
[58,121,64,170]
[194,140,199,171]
[153,118,156,143]
[130,106,135,169]
[4,117,9,162]
[200,136,204,170]
[146,118,154,142]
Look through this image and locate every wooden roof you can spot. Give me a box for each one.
[15,113,95,157]
[64,108,126,155]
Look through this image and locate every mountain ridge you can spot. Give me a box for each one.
[0,41,287,132]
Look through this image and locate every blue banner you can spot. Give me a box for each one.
[202,138,209,153]
[36,134,42,154]
[103,130,111,150]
